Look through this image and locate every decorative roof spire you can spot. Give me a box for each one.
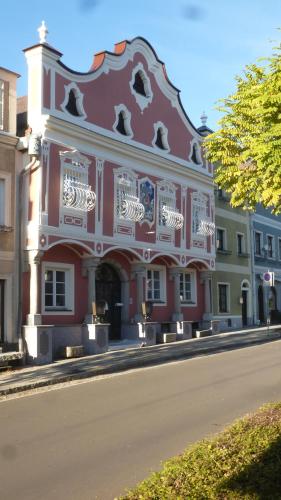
[200,111,208,126]
[38,21,48,44]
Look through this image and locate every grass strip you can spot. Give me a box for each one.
[120,403,281,499]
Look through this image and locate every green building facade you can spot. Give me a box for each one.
[212,190,253,330]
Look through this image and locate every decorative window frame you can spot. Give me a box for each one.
[59,149,94,231]
[61,82,87,120]
[0,80,4,130]
[152,121,170,153]
[217,282,230,314]
[191,191,208,239]
[129,62,153,112]
[41,261,74,315]
[145,264,166,304]
[188,138,203,166]
[179,270,197,306]
[138,177,155,228]
[113,104,133,138]
[157,180,182,234]
[114,168,144,231]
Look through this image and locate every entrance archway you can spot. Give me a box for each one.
[95,263,121,340]
[241,280,251,327]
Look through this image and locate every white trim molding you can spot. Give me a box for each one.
[41,261,75,315]
[113,104,134,138]
[60,82,87,120]
[129,62,153,112]
[152,121,170,153]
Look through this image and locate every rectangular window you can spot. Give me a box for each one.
[255,232,261,255]
[237,233,244,254]
[146,267,165,302]
[278,238,281,261]
[218,283,229,313]
[179,272,196,303]
[0,179,5,225]
[0,80,4,130]
[216,228,225,251]
[267,235,274,259]
[43,263,74,313]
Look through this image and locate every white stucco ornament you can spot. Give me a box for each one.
[38,20,48,44]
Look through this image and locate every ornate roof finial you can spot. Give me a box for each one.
[200,111,208,126]
[38,21,48,44]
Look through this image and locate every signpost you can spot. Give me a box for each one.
[263,271,274,287]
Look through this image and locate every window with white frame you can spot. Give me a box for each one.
[218,283,230,313]
[157,181,176,228]
[267,235,274,259]
[115,169,142,222]
[59,150,95,226]
[113,104,133,138]
[191,192,208,236]
[189,139,202,165]
[61,82,87,120]
[152,122,170,152]
[179,271,196,304]
[146,267,165,302]
[216,228,226,251]
[43,263,74,313]
[129,63,153,112]
[0,80,4,130]
[255,231,262,255]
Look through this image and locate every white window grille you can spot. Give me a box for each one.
[179,271,196,304]
[42,262,74,314]
[60,150,96,217]
[158,181,183,230]
[146,266,166,302]
[115,170,144,222]
[191,192,212,236]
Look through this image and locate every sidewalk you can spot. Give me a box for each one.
[0,325,280,397]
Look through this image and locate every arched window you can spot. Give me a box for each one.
[113,104,133,138]
[189,139,203,165]
[129,63,153,112]
[133,71,146,96]
[61,82,87,120]
[152,122,170,152]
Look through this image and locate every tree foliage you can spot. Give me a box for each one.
[204,42,281,213]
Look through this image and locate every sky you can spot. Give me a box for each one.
[1,0,280,130]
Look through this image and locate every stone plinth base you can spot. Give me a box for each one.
[169,321,193,340]
[82,323,110,355]
[23,325,53,364]
[138,322,158,346]
[157,332,177,343]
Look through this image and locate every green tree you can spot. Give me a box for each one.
[204,42,281,213]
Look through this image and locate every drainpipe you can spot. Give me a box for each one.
[16,134,41,352]
[249,212,256,325]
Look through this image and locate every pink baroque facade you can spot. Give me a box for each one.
[22,27,215,361]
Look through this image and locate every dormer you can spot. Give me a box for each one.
[129,62,153,112]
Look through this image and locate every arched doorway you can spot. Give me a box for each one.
[258,285,265,323]
[241,280,251,327]
[95,263,122,340]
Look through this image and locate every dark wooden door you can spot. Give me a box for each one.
[258,285,264,323]
[0,280,5,343]
[242,290,247,326]
[96,264,121,340]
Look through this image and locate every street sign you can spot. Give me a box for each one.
[263,271,274,286]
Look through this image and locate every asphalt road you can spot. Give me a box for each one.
[1,340,281,500]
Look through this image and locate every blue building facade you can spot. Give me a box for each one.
[251,205,281,324]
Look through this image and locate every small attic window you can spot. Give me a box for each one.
[116,111,127,135]
[133,71,146,97]
[155,128,165,149]
[189,139,202,165]
[61,82,87,120]
[152,121,170,153]
[65,89,80,116]
[129,63,153,112]
[113,104,133,138]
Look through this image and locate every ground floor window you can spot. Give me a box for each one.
[218,283,229,313]
[42,262,74,313]
[146,266,166,302]
[179,271,196,304]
